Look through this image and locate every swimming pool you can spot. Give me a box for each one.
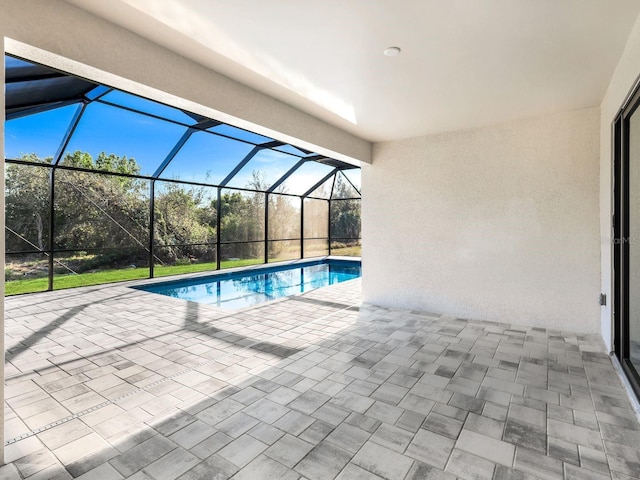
[133,259,361,310]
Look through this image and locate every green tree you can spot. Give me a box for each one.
[54,151,149,255]
[267,193,299,259]
[5,154,51,252]
[220,190,264,259]
[6,152,150,271]
[6,153,362,275]
[154,183,216,262]
[330,174,361,240]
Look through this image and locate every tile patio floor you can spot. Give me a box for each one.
[1,276,639,479]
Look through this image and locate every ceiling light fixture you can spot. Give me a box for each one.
[384,46,401,57]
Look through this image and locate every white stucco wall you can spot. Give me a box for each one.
[599,15,640,351]
[0,0,370,165]
[363,107,601,333]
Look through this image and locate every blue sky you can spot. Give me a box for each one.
[5,85,360,195]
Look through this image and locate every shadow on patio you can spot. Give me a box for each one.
[2,279,640,480]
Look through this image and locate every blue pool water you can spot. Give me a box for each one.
[134,259,361,310]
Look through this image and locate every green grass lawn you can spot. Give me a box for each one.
[6,251,361,296]
[330,245,362,257]
[5,258,263,296]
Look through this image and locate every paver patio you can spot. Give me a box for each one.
[1,275,639,479]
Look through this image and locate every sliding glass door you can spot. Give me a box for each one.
[629,110,640,373]
[614,85,640,396]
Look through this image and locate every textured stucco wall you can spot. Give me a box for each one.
[363,107,601,333]
[0,0,370,165]
[599,15,640,351]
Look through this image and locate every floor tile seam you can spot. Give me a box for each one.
[5,299,361,446]
[582,362,617,480]
[319,429,381,480]
[258,446,307,478]
[441,437,461,477]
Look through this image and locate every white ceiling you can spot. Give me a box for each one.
[66,0,640,142]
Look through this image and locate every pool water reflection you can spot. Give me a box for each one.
[134,260,361,310]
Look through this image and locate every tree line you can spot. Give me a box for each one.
[6,152,360,273]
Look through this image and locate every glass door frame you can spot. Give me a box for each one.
[614,82,640,399]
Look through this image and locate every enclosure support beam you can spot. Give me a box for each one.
[149,180,155,278]
[302,168,339,198]
[48,169,55,291]
[328,174,338,256]
[6,99,82,121]
[341,170,361,196]
[267,158,307,193]
[264,193,269,264]
[152,119,219,179]
[219,141,283,188]
[330,172,337,199]
[152,129,195,179]
[327,198,332,256]
[216,187,222,270]
[54,102,88,165]
[300,199,305,259]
